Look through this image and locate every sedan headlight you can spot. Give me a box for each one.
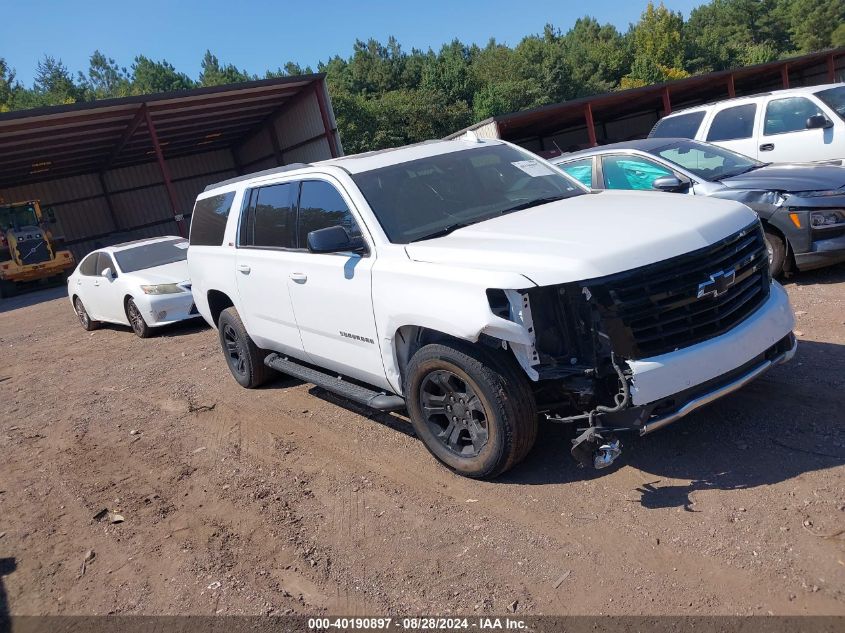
[141,283,185,295]
[809,209,845,229]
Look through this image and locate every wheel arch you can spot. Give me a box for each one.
[760,219,794,273]
[207,289,235,328]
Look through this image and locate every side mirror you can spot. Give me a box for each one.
[307,225,364,254]
[806,114,833,130]
[100,267,115,280]
[652,176,687,192]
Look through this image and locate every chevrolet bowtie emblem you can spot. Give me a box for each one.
[697,269,736,299]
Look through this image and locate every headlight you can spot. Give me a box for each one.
[141,283,185,295]
[809,209,845,229]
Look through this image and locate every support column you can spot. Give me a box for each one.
[267,122,284,166]
[828,53,837,82]
[781,63,790,89]
[313,83,339,158]
[727,73,736,98]
[98,172,120,232]
[144,108,187,238]
[584,103,597,147]
[661,86,672,115]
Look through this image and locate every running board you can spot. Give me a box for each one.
[264,353,406,412]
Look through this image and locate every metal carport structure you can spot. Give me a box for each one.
[448,48,844,155]
[0,74,341,259]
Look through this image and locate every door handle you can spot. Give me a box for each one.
[237,264,251,274]
[290,272,307,283]
[93,281,100,287]
[759,143,774,151]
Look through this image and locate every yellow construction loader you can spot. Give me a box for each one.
[0,200,75,298]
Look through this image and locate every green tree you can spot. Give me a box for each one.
[561,17,628,97]
[623,2,689,87]
[199,51,253,86]
[24,56,83,106]
[79,50,131,99]
[778,0,845,53]
[130,56,195,94]
[0,58,18,112]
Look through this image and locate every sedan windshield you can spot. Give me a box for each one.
[350,144,585,243]
[651,140,763,182]
[114,239,188,273]
[816,86,845,121]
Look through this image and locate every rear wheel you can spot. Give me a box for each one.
[126,298,152,338]
[404,342,538,479]
[73,296,100,331]
[764,229,786,278]
[217,307,272,388]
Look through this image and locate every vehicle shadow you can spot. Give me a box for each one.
[782,260,845,286]
[502,340,845,505]
[253,340,843,505]
[0,285,66,314]
[94,317,209,338]
[0,557,16,631]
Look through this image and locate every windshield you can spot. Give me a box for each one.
[816,86,845,121]
[350,144,585,243]
[0,203,39,231]
[651,140,763,181]
[114,238,188,273]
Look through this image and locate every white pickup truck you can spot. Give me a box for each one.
[187,137,796,479]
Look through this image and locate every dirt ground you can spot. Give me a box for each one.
[0,266,843,618]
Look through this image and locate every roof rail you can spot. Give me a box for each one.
[204,162,311,191]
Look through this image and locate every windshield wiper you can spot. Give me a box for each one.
[718,165,762,179]
[499,195,569,215]
[410,222,471,242]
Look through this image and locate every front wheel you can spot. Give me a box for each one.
[126,298,152,338]
[404,342,538,479]
[764,229,786,278]
[217,307,272,388]
[73,296,100,331]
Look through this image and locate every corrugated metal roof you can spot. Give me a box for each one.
[0,74,330,189]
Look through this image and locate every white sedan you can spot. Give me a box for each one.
[67,236,201,337]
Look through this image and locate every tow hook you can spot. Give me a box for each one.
[570,427,622,470]
[593,439,622,469]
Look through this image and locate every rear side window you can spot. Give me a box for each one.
[79,253,98,276]
[707,104,757,141]
[96,252,116,275]
[189,192,236,246]
[558,158,593,187]
[764,97,825,135]
[297,181,361,247]
[241,183,297,248]
[650,111,706,139]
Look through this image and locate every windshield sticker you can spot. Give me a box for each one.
[175,241,189,249]
[511,160,556,177]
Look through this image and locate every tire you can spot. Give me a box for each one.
[404,341,538,479]
[217,307,272,388]
[126,297,152,338]
[764,229,786,278]
[73,296,100,331]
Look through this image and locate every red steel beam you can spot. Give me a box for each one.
[267,122,284,165]
[144,108,187,237]
[781,63,790,89]
[313,82,339,158]
[103,104,148,170]
[661,86,672,115]
[727,73,736,97]
[584,103,597,147]
[828,53,836,82]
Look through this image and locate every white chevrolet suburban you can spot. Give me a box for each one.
[188,137,796,479]
[649,83,845,164]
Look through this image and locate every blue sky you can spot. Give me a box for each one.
[3,0,704,85]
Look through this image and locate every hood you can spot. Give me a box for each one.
[404,190,757,286]
[123,259,190,286]
[720,163,845,192]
